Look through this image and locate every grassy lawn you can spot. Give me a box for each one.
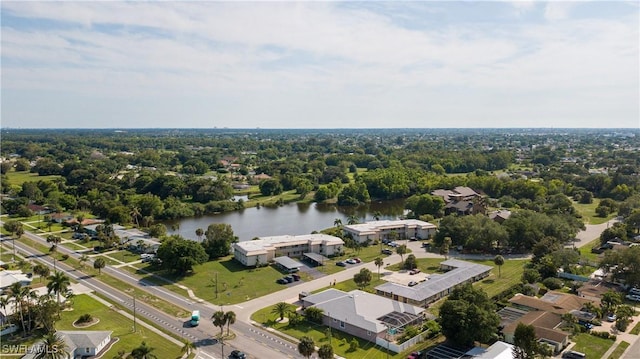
[472,259,527,298]
[140,257,291,305]
[578,238,602,263]
[312,278,386,294]
[57,294,182,358]
[606,341,629,359]
[571,332,615,358]
[630,321,640,335]
[108,250,143,263]
[251,303,445,359]
[573,199,617,225]
[4,170,62,186]
[387,257,527,299]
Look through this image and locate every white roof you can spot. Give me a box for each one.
[234,234,343,255]
[343,219,436,234]
[0,270,32,289]
[304,289,424,334]
[466,341,514,359]
[375,259,492,302]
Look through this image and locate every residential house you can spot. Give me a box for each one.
[0,270,32,291]
[502,310,569,354]
[489,210,512,223]
[464,341,514,359]
[23,331,113,359]
[49,213,75,224]
[27,204,51,215]
[431,186,486,216]
[508,291,596,316]
[233,234,344,267]
[342,219,437,244]
[301,289,424,352]
[375,259,492,307]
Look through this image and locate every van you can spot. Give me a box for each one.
[562,350,586,359]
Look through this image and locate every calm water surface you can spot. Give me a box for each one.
[164,199,407,242]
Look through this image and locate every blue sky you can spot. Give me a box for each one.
[1,1,638,129]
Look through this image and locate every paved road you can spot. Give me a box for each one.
[6,217,629,359]
[12,230,301,359]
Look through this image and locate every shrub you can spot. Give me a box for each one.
[542,277,563,290]
[61,254,69,261]
[348,338,359,352]
[591,331,616,340]
[77,314,92,324]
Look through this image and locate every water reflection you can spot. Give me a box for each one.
[164,199,407,242]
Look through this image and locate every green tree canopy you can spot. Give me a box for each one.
[438,283,499,347]
[156,236,208,275]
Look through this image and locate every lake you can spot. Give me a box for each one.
[163,199,407,241]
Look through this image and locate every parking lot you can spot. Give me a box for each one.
[382,269,429,286]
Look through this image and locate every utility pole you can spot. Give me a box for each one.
[215,272,219,299]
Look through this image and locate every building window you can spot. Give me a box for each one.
[367,331,371,336]
[340,321,345,328]
[86,348,90,353]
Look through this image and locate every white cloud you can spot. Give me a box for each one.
[1,1,638,128]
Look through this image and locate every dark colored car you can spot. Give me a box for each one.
[276,278,288,284]
[292,274,301,281]
[381,249,393,255]
[229,350,247,359]
[336,261,346,267]
[284,276,294,283]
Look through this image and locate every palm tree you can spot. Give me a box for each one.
[298,336,315,359]
[494,255,505,278]
[33,263,50,282]
[34,332,67,359]
[129,341,157,359]
[374,257,384,279]
[47,235,61,271]
[224,311,236,335]
[93,257,106,275]
[79,254,89,269]
[180,339,196,356]
[130,207,142,228]
[212,310,226,336]
[13,223,24,262]
[8,282,28,336]
[346,215,359,225]
[47,271,70,308]
[396,244,407,263]
[195,228,204,241]
[333,218,342,228]
[373,211,382,221]
[272,302,289,321]
[318,343,334,359]
[0,296,9,316]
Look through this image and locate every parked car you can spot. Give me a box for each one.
[229,350,246,359]
[381,249,393,255]
[407,351,425,359]
[336,261,346,267]
[408,281,418,287]
[578,320,593,329]
[626,294,640,302]
[409,269,421,275]
[629,287,640,296]
[292,274,301,281]
[389,242,399,247]
[72,232,87,240]
[284,276,294,283]
[345,259,357,265]
[276,278,288,285]
[607,313,617,322]
[353,258,362,263]
[562,350,586,359]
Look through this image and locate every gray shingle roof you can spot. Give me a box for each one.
[305,289,424,333]
[58,331,112,352]
[375,260,492,302]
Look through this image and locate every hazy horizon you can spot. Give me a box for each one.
[2,1,638,129]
